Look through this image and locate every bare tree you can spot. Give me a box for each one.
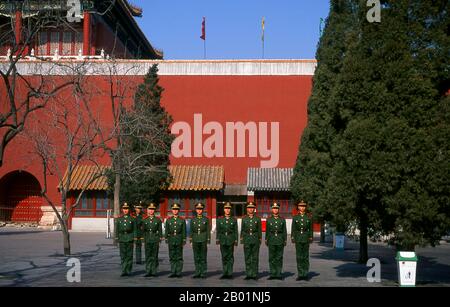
[80,59,141,245]
[27,81,111,255]
[80,61,173,244]
[0,0,116,167]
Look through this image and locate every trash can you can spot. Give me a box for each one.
[334,232,345,250]
[396,251,418,287]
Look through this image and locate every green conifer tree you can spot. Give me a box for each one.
[108,64,174,206]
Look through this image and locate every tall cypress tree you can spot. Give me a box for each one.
[293,0,449,262]
[379,0,450,250]
[291,0,358,227]
[109,64,174,205]
[327,0,434,261]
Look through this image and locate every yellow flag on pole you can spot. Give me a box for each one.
[261,17,265,42]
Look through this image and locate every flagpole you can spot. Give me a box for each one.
[262,39,264,59]
[261,17,265,59]
[201,17,206,59]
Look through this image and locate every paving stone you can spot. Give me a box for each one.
[0,227,449,287]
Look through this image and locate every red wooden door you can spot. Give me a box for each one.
[4,172,43,223]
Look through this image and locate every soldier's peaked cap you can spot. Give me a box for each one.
[195,203,204,209]
[122,203,130,209]
[298,200,307,207]
[171,203,181,210]
[271,203,280,209]
[224,202,232,209]
[147,203,157,210]
[246,202,256,208]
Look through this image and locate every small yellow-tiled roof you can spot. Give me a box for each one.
[167,165,224,191]
[60,165,110,191]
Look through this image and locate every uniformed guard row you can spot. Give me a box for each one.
[115,200,313,280]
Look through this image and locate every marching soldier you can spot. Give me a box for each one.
[190,203,210,278]
[165,203,186,278]
[115,203,136,277]
[291,200,313,280]
[216,202,238,279]
[142,203,163,277]
[134,202,144,264]
[265,203,287,280]
[240,202,262,280]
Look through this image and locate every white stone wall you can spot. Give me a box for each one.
[71,218,112,233]
[70,217,295,234]
[4,59,317,77]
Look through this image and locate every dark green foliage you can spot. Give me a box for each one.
[291,0,358,222]
[291,0,450,260]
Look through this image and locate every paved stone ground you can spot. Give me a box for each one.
[0,227,449,287]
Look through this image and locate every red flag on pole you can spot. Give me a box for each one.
[200,17,206,40]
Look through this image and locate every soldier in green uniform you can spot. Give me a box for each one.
[240,202,262,280]
[115,203,136,276]
[134,203,144,264]
[165,203,186,278]
[216,202,238,279]
[291,200,313,280]
[190,203,210,278]
[265,203,287,280]
[142,203,163,277]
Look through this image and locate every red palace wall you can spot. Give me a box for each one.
[160,75,312,184]
[0,60,314,211]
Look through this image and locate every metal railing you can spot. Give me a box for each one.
[0,48,107,61]
[106,209,112,239]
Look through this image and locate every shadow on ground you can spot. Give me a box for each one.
[415,255,450,284]
[1,247,104,287]
[0,231,45,236]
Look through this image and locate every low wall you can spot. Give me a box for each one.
[71,217,297,235]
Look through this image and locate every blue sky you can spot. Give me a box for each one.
[133,0,330,60]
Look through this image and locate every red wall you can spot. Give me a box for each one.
[0,73,312,205]
[159,75,312,184]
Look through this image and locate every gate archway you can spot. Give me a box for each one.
[0,171,43,223]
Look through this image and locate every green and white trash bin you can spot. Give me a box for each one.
[396,251,418,287]
[333,232,345,250]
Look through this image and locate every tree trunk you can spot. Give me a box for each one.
[320,222,325,243]
[113,172,120,246]
[358,216,368,264]
[62,221,71,256]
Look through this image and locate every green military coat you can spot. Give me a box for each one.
[165,216,186,244]
[142,215,163,243]
[291,213,313,243]
[265,215,287,245]
[134,213,145,239]
[190,215,210,243]
[240,215,262,245]
[116,214,136,243]
[216,216,238,245]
